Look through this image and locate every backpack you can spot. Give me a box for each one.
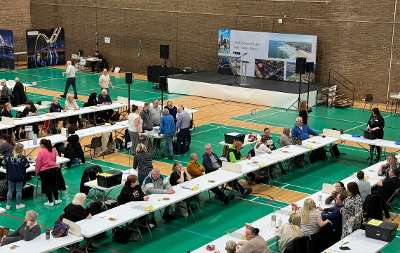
[112,226,130,244]
[110,111,120,121]
[48,121,58,134]
[124,129,131,149]
[115,138,124,150]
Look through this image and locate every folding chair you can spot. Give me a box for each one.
[84,136,104,161]
[386,188,400,220]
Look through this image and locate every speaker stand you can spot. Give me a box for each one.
[286,73,303,111]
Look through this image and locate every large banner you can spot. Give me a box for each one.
[218,30,317,82]
[0,29,14,70]
[26,28,65,69]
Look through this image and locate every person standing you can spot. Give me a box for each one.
[93,51,103,72]
[35,139,62,206]
[0,79,9,103]
[98,68,114,94]
[11,78,27,107]
[175,106,190,156]
[60,61,77,99]
[159,109,175,159]
[3,144,30,210]
[128,105,143,155]
[367,108,384,161]
[140,102,153,131]
[298,100,313,126]
[149,99,161,126]
[341,182,363,238]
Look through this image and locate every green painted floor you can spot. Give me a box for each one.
[1,67,400,252]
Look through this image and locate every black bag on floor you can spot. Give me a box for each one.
[112,226,130,244]
[329,144,341,157]
[0,179,8,201]
[115,138,124,150]
[310,147,327,162]
[13,184,34,199]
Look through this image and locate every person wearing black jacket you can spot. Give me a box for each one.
[363,194,390,221]
[298,100,313,126]
[22,101,39,135]
[55,126,85,168]
[118,175,148,205]
[11,78,27,107]
[1,103,22,139]
[50,97,67,128]
[374,168,400,202]
[367,108,385,161]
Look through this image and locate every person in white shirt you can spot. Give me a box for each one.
[60,61,77,99]
[98,68,114,94]
[128,105,143,155]
[275,213,304,253]
[64,94,80,127]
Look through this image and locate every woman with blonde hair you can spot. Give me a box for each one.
[298,100,312,126]
[275,213,304,252]
[227,141,246,163]
[133,143,153,185]
[0,79,9,103]
[299,198,331,236]
[2,143,30,210]
[65,94,80,127]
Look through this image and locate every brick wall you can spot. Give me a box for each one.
[29,0,400,102]
[0,0,31,52]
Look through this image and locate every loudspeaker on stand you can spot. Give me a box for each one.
[295,57,306,74]
[160,45,169,59]
[125,72,133,84]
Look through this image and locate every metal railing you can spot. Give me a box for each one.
[327,68,355,106]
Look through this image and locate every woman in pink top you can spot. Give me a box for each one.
[35,139,62,207]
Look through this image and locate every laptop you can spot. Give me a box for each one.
[321,183,335,194]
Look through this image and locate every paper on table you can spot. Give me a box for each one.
[92,180,98,186]
[367,219,383,226]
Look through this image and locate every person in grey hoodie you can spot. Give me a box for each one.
[142,168,176,225]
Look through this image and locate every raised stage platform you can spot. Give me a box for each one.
[168,71,329,109]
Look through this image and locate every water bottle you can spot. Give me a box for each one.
[46,229,50,240]
[271,212,276,227]
[347,221,352,234]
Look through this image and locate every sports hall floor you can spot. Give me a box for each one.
[0,67,400,253]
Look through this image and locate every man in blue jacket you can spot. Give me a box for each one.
[202,144,252,198]
[291,117,323,140]
[318,190,346,233]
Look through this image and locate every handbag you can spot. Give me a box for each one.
[0,226,10,238]
[112,226,130,244]
[292,137,303,145]
[52,220,70,238]
[363,129,376,140]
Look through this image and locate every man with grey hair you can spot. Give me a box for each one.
[159,108,176,159]
[149,99,161,126]
[142,168,176,225]
[140,101,153,131]
[291,117,323,140]
[11,77,27,107]
[175,106,191,156]
[97,89,113,121]
[60,60,78,99]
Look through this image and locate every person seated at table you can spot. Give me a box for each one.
[263,128,287,176]
[55,126,86,168]
[49,97,68,128]
[325,181,346,205]
[373,168,400,202]
[0,210,40,246]
[224,240,236,253]
[255,136,287,178]
[65,94,80,128]
[11,77,27,107]
[227,141,247,163]
[0,133,15,156]
[274,213,304,253]
[202,143,252,196]
[3,143,29,210]
[170,161,192,186]
[318,190,347,238]
[142,168,176,224]
[119,175,149,205]
[299,198,331,236]
[187,153,205,178]
[97,89,113,122]
[378,153,399,179]
[63,193,92,222]
[1,103,22,139]
[278,127,292,147]
[341,182,363,238]
[291,117,324,140]
[140,101,153,131]
[133,143,153,185]
[159,109,176,160]
[63,193,96,251]
[0,79,9,103]
[22,100,39,135]
[235,227,270,253]
[356,171,371,202]
[164,100,177,120]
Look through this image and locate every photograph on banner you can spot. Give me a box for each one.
[0,29,14,70]
[26,28,65,69]
[268,33,316,61]
[218,29,230,54]
[285,62,315,82]
[254,59,284,80]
